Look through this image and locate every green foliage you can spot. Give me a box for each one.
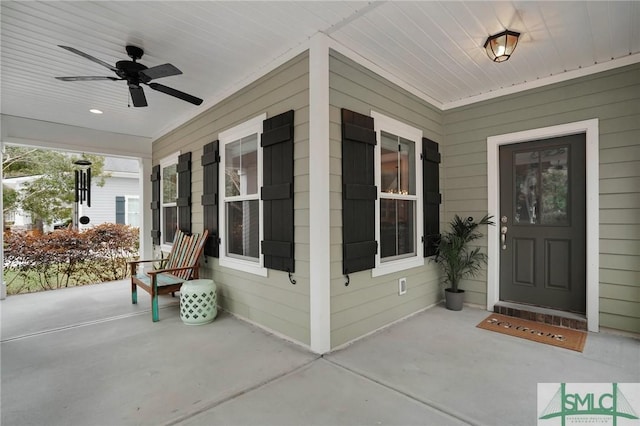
[541,167,568,224]
[2,146,108,225]
[3,147,56,177]
[3,185,18,215]
[3,224,139,294]
[433,214,494,292]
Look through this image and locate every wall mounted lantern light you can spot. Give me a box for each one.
[484,30,520,62]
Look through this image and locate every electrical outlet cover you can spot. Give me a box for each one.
[399,278,407,295]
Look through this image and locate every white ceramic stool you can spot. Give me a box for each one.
[180,279,217,325]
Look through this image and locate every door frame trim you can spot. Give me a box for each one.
[486,119,599,332]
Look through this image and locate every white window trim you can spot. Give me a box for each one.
[160,151,180,252]
[371,111,424,277]
[218,114,268,277]
[125,195,140,227]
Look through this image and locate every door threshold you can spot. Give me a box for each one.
[494,301,587,331]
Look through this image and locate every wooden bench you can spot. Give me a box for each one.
[129,229,209,321]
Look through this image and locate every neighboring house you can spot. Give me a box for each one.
[3,157,140,231]
[151,45,640,353]
[79,157,141,229]
[3,175,33,230]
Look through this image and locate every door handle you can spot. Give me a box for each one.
[501,226,508,250]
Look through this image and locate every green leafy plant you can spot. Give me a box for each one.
[433,214,494,292]
[2,146,108,230]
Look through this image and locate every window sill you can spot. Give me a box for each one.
[371,256,424,277]
[219,257,268,277]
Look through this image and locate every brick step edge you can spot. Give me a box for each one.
[493,305,587,331]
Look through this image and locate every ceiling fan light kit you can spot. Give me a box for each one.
[55,45,203,107]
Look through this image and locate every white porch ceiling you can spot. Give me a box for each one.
[2,1,639,141]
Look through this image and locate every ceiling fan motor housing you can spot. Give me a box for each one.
[125,45,144,61]
[116,60,150,86]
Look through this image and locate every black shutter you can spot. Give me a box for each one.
[341,109,377,274]
[177,152,191,234]
[150,165,161,245]
[261,110,295,272]
[423,138,441,257]
[201,140,220,257]
[115,196,125,224]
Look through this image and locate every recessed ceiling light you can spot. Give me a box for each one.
[89,109,103,114]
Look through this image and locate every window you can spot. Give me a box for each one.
[219,114,267,276]
[372,112,424,276]
[116,196,126,224]
[160,152,179,249]
[116,196,140,226]
[4,210,16,223]
[126,196,140,227]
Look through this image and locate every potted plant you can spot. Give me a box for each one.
[433,214,494,311]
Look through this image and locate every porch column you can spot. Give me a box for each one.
[309,33,331,354]
[139,157,153,261]
[1,139,5,300]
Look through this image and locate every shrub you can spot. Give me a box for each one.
[84,223,139,282]
[3,224,139,294]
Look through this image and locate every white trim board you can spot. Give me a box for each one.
[445,53,640,110]
[308,33,331,354]
[486,119,599,333]
[149,30,640,142]
[2,114,152,159]
[325,38,640,112]
[0,140,5,300]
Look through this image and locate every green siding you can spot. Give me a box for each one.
[329,50,444,348]
[153,52,311,345]
[443,62,640,334]
[150,47,639,346]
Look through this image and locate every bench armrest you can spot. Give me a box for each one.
[147,264,199,276]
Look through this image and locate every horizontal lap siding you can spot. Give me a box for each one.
[329,50,443,348]
[443,63,640,333]
[153,52,311,345]
[81,176,140,226]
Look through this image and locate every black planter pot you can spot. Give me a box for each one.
[444,288,465,311]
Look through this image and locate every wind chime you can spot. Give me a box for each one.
[74,159,92,228]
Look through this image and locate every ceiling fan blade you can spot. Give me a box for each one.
[55,76,120,81]
[129,86,148,107]
[140,63,182,80]
[148,83,203,105]
[58,45,119,73]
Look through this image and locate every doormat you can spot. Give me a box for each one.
[476,313,587,352]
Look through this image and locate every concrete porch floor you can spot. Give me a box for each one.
[1,280,638,426]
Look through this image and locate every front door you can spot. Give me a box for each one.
[499,134,586,313]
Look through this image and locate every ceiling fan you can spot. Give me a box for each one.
[55,45,203,107]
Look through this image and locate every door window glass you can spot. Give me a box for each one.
[540,148,568,225]
[514,147,568,225]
